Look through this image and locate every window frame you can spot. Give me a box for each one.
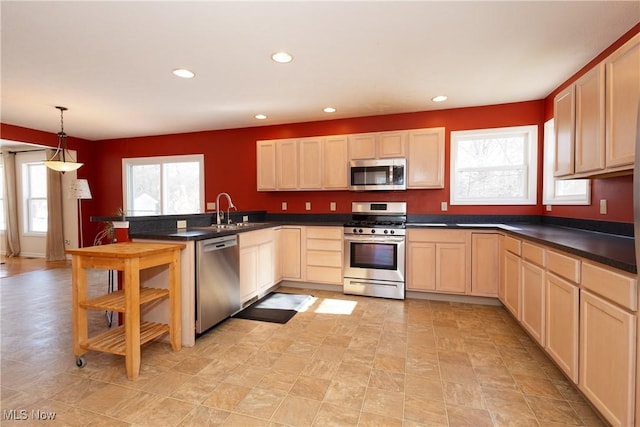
[450,125,538,205]
[542,119,591,205]
[122,154,205,216]
[22,161,48,234]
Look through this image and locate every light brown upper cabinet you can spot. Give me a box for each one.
[554,32,639,179]
[348,131,406,160]
[605,33,640,170]
[407,127,445,188]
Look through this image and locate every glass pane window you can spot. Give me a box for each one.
[24,162,48,233]
[123,155,203,216]
[451,125,538,205]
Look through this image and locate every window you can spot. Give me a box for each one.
[23,162,47,233]
[123,155,204,216]
[450,125,538,205]
[542,119,590,205]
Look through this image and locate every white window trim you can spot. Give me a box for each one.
[122,154,205,216]
[542,119,591,205]
[450,125,538,205]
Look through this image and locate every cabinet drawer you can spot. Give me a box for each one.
[306,226,343,240]
[306,250,342,268]
[307,266,343,284]
[581,261,637,311]
[408,229,467,243]
[522,242,545,266]
[307,238,342,252]
[547,251,580,283]
[239,228,274,247]
[503,235,521,255]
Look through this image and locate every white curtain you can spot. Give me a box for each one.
[45,149,66,261]
[2,152,20,257]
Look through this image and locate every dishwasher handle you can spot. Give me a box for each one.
[201,235,238,252]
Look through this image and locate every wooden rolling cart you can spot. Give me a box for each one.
[67,242,185,379]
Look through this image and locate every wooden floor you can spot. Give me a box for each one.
[0,256,69,279]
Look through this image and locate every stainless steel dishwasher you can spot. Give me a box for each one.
[196,234,240,334]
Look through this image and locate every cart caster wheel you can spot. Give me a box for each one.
[75,356,86,368]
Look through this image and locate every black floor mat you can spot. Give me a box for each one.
[233,292,315,324]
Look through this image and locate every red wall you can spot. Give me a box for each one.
[93,101,546,218]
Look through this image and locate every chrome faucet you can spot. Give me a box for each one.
[216,192,236,225]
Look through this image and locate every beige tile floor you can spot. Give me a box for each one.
[1,260,606,426]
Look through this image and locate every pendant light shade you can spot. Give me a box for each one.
[44,106,83,172]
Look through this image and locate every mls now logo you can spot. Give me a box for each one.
[3,409,56,421]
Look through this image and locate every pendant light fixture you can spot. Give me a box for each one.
[44,106,83,173]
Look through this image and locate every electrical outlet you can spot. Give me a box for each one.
[305,202,311,211]
[600,199,607,215]
[441,201,448,212]
[330,202,336,211]
[546,204,552,211]
[206,202,216,211]
[282,202,288,211]
[243,215,249,222]
[177,220,187,229]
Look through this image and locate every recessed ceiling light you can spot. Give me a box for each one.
[271,51,293,63]
[172,68,195,78]
[255,114,267,120]
[431,95,448,103]
[323,107,336,113]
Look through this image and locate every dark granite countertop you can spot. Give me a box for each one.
[130,220,636,275]
[407,223,636,274]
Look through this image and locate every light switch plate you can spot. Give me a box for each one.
[177,220,187,229]
[243,215,249,222]
[282,202,287,211]
[441,202,448,212]
[305,202,311,211]
[546,204,552,211]
[600,199,607,215]
[206,202,216,211]
[330,202,336,211]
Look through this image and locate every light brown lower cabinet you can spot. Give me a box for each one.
[521,260,545,345]
[470,233,500,297]
[545,272,579,383]
[502,250,521,319]
[305,226,343,285]
[580,290,636,427]
[280,226,303,280]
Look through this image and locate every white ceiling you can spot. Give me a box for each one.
[1,1,639,141]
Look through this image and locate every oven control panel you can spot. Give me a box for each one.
[346,227,406,236]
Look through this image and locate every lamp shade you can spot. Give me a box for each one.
[70,179,92,200]
[44,160,84,172]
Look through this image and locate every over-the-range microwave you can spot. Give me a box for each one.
[349,158,406,191]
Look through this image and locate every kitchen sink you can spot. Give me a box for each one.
[194,222,267,231]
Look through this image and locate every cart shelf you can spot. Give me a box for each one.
[80,287,169,312]
[82,321,169,356]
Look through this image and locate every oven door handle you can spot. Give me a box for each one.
[343,234,405,243]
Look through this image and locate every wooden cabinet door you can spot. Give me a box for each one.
[299,138,323,190]
[323,136,349,189]
[605,33,640,169]
[276,139,298,189]
[471,233,499,297]
[239,246,258,302]
[256,140,277,191]
[574,64,605,174]
[554,86,575,177]
[280,227,302,280]
[545,272,579,383]
[407,128,445,188]
[437,243,467,294]
[349,133,377,160]
[503,250,521,319]
[580,290,636,426]
[257,241,274,293]
[521,261,545,345]
[406,242,436,291]
[378,131,406,158]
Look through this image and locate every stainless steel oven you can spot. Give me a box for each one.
[343,202,406,300]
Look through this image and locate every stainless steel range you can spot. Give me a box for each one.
[343,202,407,300]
